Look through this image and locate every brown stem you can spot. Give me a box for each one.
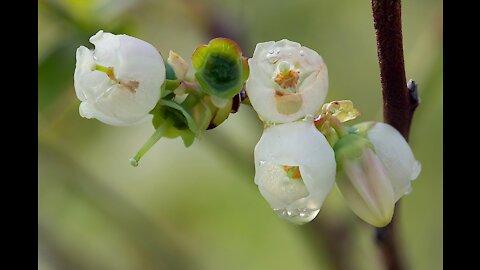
[371,1,419,270]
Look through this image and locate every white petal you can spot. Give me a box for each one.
[367,122,421,201]
[336,149,395,227]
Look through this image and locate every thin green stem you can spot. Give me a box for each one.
[129,119,174,167]
[328,117,348,137]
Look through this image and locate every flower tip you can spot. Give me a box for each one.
[89,30,105,43]
[129,157,139,167]
[369,212,394,228]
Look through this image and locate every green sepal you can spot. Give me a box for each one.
[333,134,375,170]
[190,98,214,138]
[180,130,195,147]
[165,79,181,91]
[352,121,376,137]
[165,61,177,80]
[210,97,233,128]
[192,38,248,99]
[158,99,197,135]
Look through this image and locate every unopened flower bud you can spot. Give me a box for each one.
[334,122,421,227]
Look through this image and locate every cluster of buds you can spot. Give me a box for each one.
[74,31,248,166]
[74,32,420,227]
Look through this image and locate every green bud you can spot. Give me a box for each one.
[333,133,374,169]
[192,38,249,99]
[333,133,395,227]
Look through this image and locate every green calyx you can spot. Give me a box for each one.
[151,97,199,147]
[192,38,249,99]
[164,61,177,80]
[351,121,376,137]
[333,133,375,170]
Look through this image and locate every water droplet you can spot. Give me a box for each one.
[259,160,266,166]
[263,121,277,129]
[299,50,304,56]
[303,115,315,122]
[129,158,139,167]
[275,49,280,55]
[268,49,274,55]
[273,208,320,225]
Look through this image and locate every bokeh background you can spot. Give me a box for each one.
[38,0,443,269]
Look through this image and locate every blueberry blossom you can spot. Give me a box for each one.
[74,30,165,126]
[246,39,328,123]
[334,122,421,227]
[254,121,336,224]
[360,122,421,201]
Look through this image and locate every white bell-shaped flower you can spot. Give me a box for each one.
[74,30,165,126]
[246,39,328,123]
[334,123,421,227]
[366,122,421,201]
[254,121,336,224]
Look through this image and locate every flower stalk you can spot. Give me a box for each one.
[129,118,174,167]
[371,0,420,269]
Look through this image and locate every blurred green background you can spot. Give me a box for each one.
[38,0,442,269]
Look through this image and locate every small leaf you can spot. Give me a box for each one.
[159,99,198,135]
[321,100,361,122]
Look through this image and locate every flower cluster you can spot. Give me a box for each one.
[247,40,420,226]
[74,32,420,227]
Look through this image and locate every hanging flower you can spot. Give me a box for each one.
[254,121,336,224]
[246,39,328,123]
[74,30,165,126]
[334,123,421,227]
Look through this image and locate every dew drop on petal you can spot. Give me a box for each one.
[299,50,304,56]
[302,114,315,122]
